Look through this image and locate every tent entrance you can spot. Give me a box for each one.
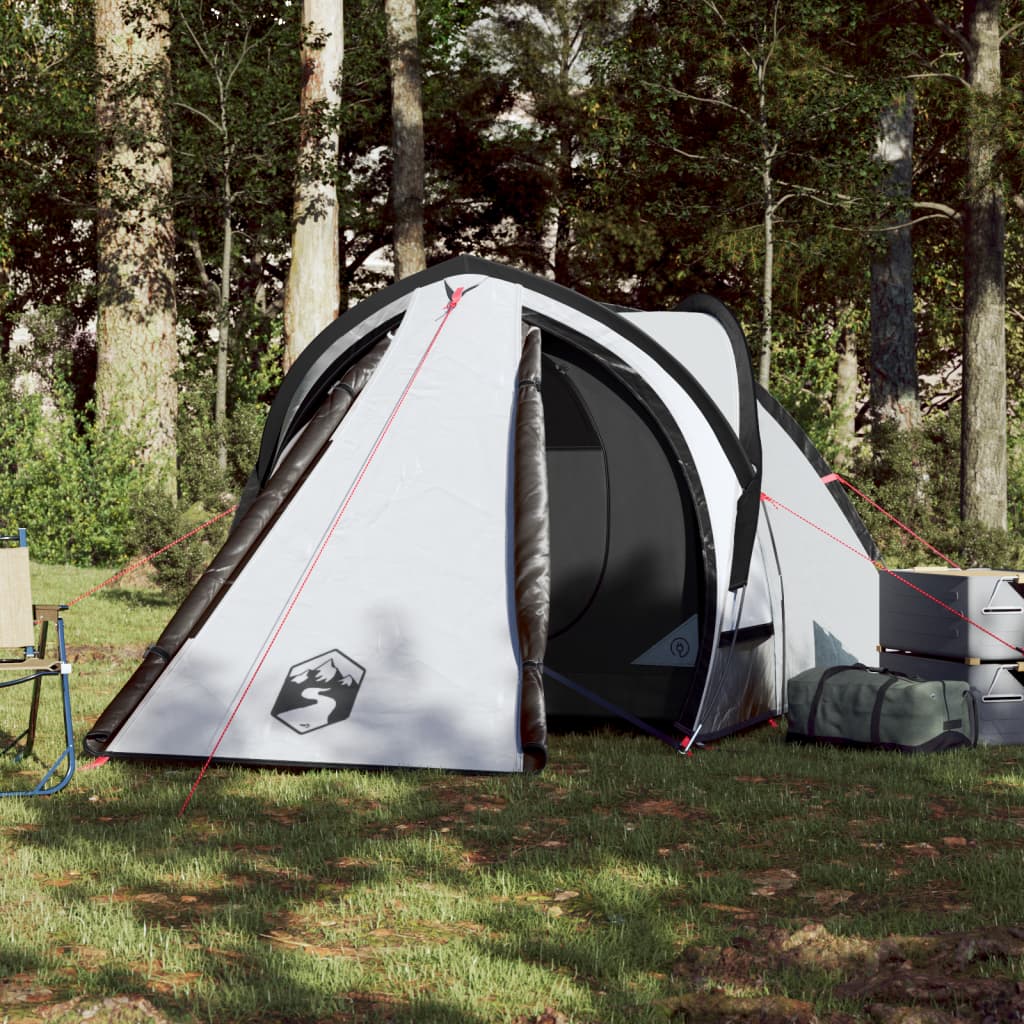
[537,334,705,725]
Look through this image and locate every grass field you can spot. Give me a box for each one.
[0,562,1022,1024]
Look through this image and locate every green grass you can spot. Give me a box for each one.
[0,562,1022,1023]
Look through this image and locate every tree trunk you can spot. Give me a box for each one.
[216,210,232,472]
[834,307,859,470]
[283,0,343,371]
[385,0,426,279]
[870,90,920,431]
[552,127,573,285]
[960,0,1006,528]
[339,220,350,312]
[758,149,775,390]
[756,43,775,391]
[95,0,177,496]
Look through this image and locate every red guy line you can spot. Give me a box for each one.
[823,472,960,569]
[761,491,1024,659]
[179,286,470,816]
[67,505,238,608]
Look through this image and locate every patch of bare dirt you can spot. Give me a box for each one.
[89,887,229,928]
[70,644,147,666]
[261,908,491,963]
[40,995,174,1024]
[670,924,1024,1024]
[337,990,408,1023]
[0,974,55,1008]
[667,991,820,1022]
[865,1008,962,1024]
[622,798,708,821]
[512,1010,571,1024]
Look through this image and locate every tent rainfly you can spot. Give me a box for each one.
[85,256,880,772]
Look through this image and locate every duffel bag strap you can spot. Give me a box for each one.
[869,674,901,745]
[808,663,866,739]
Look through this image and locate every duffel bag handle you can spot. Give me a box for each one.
[869,675,901,746]
[808,663,867,740]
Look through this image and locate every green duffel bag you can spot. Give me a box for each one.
[786,663,977,752]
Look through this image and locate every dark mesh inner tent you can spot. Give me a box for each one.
[539,336,705,724]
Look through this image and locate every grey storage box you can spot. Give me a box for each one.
[879,567,1024,662]
[880,650,1024,746]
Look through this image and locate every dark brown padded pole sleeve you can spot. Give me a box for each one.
[514,326,550,771]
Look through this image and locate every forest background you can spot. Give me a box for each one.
[1,0,1023,589]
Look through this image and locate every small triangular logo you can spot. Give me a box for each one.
[631,615,699,667]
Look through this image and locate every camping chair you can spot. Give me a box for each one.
[0,529,75,796]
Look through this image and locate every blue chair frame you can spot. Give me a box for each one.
[0,529,75,796]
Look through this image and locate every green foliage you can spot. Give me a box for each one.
[948,519,1024,571]
[169,0,299,405]
[0,329,260,581]
[0,368,147,567]
[176,357,269,500]
[1,0,1022,579]
[852,413,1024,570]
[0,0,96,349]
[129,492,232,603]
[386,0,559,278]
[766,307,863,465]
[1005,413,1024,540]
[582,0,883,309]
[468,0,638,285]
[134,374,266,602]
[852,415,959,567]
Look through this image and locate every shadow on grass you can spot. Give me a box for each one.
[7,768,619,1023]
[8,710,1024,1024]
[1,744,713,1024]
[16,728,1021,1024]
[96,587,177,610]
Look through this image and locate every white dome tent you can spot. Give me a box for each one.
[86,256,880,772]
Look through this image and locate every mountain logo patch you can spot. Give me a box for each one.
[272,649,366,734]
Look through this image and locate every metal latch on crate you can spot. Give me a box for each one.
[982,576,1024,616]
